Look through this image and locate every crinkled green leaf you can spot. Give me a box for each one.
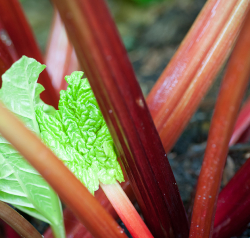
[36,71,124,194]
[0,56,65,238]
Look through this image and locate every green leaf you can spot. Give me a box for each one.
[36,71,124,194]
[0,56,65,238]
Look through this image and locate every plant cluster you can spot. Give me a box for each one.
[0,0,250,238]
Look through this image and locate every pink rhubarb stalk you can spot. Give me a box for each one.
[45,10,79,93]
[101,182,153,238]
[189,7,250,237]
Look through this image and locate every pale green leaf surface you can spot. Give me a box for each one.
[0,56,64,237]
[36,71,124,194]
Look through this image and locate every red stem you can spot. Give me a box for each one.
[5,225,21,238]
[0,34,15,87]
[157,0,250,152]
[213,156,250,238]
[50,0,188,237]
[189,6,250,237]
[0,20,18,63]
[236,125,250,143]
[147,0,238,131]
[0,18,16,89]
[212,11,250,238]
[0,0,59,107]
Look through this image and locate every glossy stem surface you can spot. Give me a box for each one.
[0,0,59,107]
[190,7,250,237]
[0,102,127,238]
[101,182,153,238]
[158,0,250,152]
[147,0,238,131]
[51,0,188,237]
[0,201,42,238]
[212,10,250,238]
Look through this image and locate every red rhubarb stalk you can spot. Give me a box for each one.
[157,0,250,152]
[0,201,42,238]
[213,157,250,238]
[0,0,59,107]
[50,0,188,237]
[0,20,18,63]
[0,31,15,90]
[0,102,127,238]
[212,10,250,238]
[0,34,15,87]
[147,0,238,131]
[189,6,250,237]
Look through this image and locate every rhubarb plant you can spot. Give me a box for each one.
[1,0,250,237]
[0,56,65,238]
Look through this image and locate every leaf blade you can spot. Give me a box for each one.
[0,56,65,237]
[36,71,124,194]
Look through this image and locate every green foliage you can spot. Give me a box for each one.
[36,71,124,194]
[0,56,65,238]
